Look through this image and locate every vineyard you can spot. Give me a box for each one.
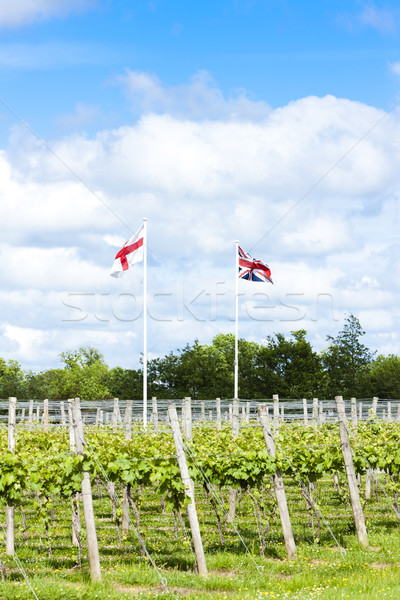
[0,396,400,599]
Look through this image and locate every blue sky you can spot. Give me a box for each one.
[1,0,400,375]
[2,1,400,137]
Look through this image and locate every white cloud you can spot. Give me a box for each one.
[115,69,271,121]
[359,4,400,33]
[1,89,400,370]
[390,61,400,76]
[0,0,96,27]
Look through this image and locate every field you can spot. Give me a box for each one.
[1,416,400,600]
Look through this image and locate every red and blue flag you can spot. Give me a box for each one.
[238,246,273,284]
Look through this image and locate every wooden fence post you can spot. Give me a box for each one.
[273,394,279,430]
[124,400,133,440]
[6,397,16,555]
[371,397,378,418]
[228,398,240,522]
[71,398,102,582]
[60,401,66,426]
[303,399,308,426]
[184,397,192,442]
[28,399,33,429]
[43,398,49,432]
[351,397,357,430]
[335,396,368,547]
[258,404,296,560]
[168,404,208,576]
[151,397,158,431]
[67,399,80,547]
[312,397,318,429]
[216,398,221,431]
[121,400,133,536]
[112,398,119,432]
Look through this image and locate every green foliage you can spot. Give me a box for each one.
[321,314,373,397]
[256,330,323,398]
[7,314,400,401]
[364,354,400,399]
[0,358,26,398]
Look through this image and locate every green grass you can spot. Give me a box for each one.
[1,474,400,599]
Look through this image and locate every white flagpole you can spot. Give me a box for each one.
[234,240,239,399]
[143,217,148,429]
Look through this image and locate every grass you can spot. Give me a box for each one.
[1,473,400,599]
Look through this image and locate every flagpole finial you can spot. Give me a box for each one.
[235,240,239,244]
[143,217,148,222]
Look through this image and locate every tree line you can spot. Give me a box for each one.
[1,315,399,401]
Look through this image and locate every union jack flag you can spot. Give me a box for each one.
[238,246,273,283]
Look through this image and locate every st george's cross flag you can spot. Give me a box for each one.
[238,245,273,284]
[110,225,144,278]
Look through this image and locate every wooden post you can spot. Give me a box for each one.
[351,398,357,430]
[359,401,363,421]
[335,396,368,547]
[184,397,192,442]
[388,401,392,422]
[201,401,205,421]
[43,398,49,432]
[112,398,119,432]
[246,402,250,422]
[168,404,208,576]
[122,400,132,536]
[67,399,80,546]
[216,398,221,431]
[151,397,158,431]
[124,400,132,440]
[60,401,66,426]
[228,398,240,522]
[36,403,40,423]
[258,404,296,560]
[71,398,102,582]
[273,394,279,430]
[303,399,308,426]
[318,401,323,425]
[6,397,16,555]
[312,397,318,429]
[28,399,33,429]
[371,397,378,418]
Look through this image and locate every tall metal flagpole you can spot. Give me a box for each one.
[143,217,148,429]
[234,240,239,399]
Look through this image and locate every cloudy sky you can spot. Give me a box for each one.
[1,0,400,373]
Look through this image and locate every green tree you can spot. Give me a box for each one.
[106,367,143,399]
[58,346,110,401]
[24,368,67,400]
[321,314,374,397]
[0,358,26,398]
[362,354,400,399]
[256,330,323,398]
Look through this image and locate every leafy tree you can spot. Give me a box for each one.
[106,367,143,399]
[362,355,400,399]
[321,314,374,397]
[58,346,110,401]
[24,368,67,400]
[0,358,26,398]
[256,330,323,398]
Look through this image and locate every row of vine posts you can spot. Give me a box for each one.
[3,394,382,583]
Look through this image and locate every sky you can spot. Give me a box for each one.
[0,0,400,374]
